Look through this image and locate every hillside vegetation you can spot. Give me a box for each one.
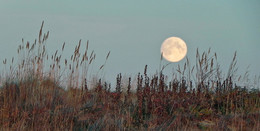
[0,22,259,130]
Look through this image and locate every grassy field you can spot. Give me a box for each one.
[0,22,259,130]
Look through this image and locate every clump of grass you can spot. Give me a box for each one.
[0,21,259,130]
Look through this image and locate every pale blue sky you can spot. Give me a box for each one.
[0,0,259,86]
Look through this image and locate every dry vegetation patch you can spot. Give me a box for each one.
[0,22,259,130]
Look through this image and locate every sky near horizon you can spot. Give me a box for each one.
[0,0,260,87]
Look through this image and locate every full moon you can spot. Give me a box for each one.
[160,37,187,62]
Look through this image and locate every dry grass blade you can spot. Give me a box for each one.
[99,65,104,70]
[38,21,44,44]
[106,51,110,60]
[62,42,65,51]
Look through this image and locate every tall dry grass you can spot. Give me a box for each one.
[0,21,259,130]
